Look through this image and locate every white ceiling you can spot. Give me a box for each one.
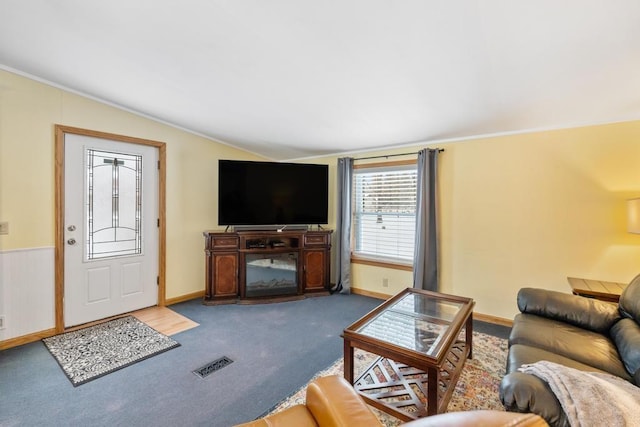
[1,1,640,161]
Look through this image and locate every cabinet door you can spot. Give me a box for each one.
[303,250,326,291]
[213,253,238,297]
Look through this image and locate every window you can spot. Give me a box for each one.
[353,161,417,265]
[86,149,143,260]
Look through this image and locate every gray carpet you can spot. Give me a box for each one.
[0,293,511,426]
[0,293,384,426]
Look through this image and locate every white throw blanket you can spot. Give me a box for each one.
[519,361,640,427]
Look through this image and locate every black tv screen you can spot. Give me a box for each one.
[218,160,329,226]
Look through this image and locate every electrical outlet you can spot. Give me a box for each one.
[0,315,5,330]
[0,221,8,235]
[382,278,389,287]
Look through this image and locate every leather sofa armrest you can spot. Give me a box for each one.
[500,372,567,427]
[306,375,382,427]
[517,288,620,334]
[610,318,640,383]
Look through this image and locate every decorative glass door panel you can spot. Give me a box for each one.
[86,149,143,260]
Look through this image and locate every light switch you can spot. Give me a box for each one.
[0,222,9,235]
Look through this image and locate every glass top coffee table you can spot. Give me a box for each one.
[342,288,475,421]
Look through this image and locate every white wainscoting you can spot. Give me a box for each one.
[0,247,55,341]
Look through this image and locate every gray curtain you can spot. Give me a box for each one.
[413,149,440,291]
[333,157,353,294]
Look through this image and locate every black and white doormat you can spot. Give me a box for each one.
[43,315,180,386]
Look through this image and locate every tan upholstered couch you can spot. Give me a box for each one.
[235,375,547,427]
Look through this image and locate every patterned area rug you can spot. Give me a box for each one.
[269,332,507,426]
[43,315,180,386]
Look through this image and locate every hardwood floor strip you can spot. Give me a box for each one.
[131,306,199,336]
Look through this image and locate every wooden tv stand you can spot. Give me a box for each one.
[203,229,333,304]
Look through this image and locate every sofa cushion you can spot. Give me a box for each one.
[610,317,640,384]
[505,343,632,381]
[509,313,631,379]
[619,273,640,324]
[517,288,620,334]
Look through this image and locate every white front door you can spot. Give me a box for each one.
[64,133,159,327]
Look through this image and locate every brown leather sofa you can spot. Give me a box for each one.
[235,374,547,427]
[500,274,640,426]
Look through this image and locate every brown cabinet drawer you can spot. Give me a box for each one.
[212,236,239,249]
[304,234,328,246]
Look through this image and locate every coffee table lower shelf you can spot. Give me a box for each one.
[353,341,469,421]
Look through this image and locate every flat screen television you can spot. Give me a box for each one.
[218,160,329,226]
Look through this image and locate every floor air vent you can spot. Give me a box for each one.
[193,356,234,378]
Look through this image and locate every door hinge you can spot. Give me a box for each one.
[157,276,160,285]
[157,218,160,227]
[157,160,160,170]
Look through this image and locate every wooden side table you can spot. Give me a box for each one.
[567,277,627,303]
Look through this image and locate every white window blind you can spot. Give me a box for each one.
[353,164,417,263]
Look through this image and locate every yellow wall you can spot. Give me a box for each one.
[310,121,640,320]
[0,69,265,300]
[441,124,640,318]
[2,67,640,326]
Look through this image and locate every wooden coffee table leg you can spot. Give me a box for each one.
[427,366,439,416]
[466,312,473,359]
[343,339,354,383]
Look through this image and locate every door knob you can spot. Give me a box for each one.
[67,238,76,245]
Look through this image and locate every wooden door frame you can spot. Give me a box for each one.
[54,125,167,333]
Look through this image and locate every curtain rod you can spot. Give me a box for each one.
[353,148,444,161]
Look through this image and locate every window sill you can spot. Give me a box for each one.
[351,255,413,271]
